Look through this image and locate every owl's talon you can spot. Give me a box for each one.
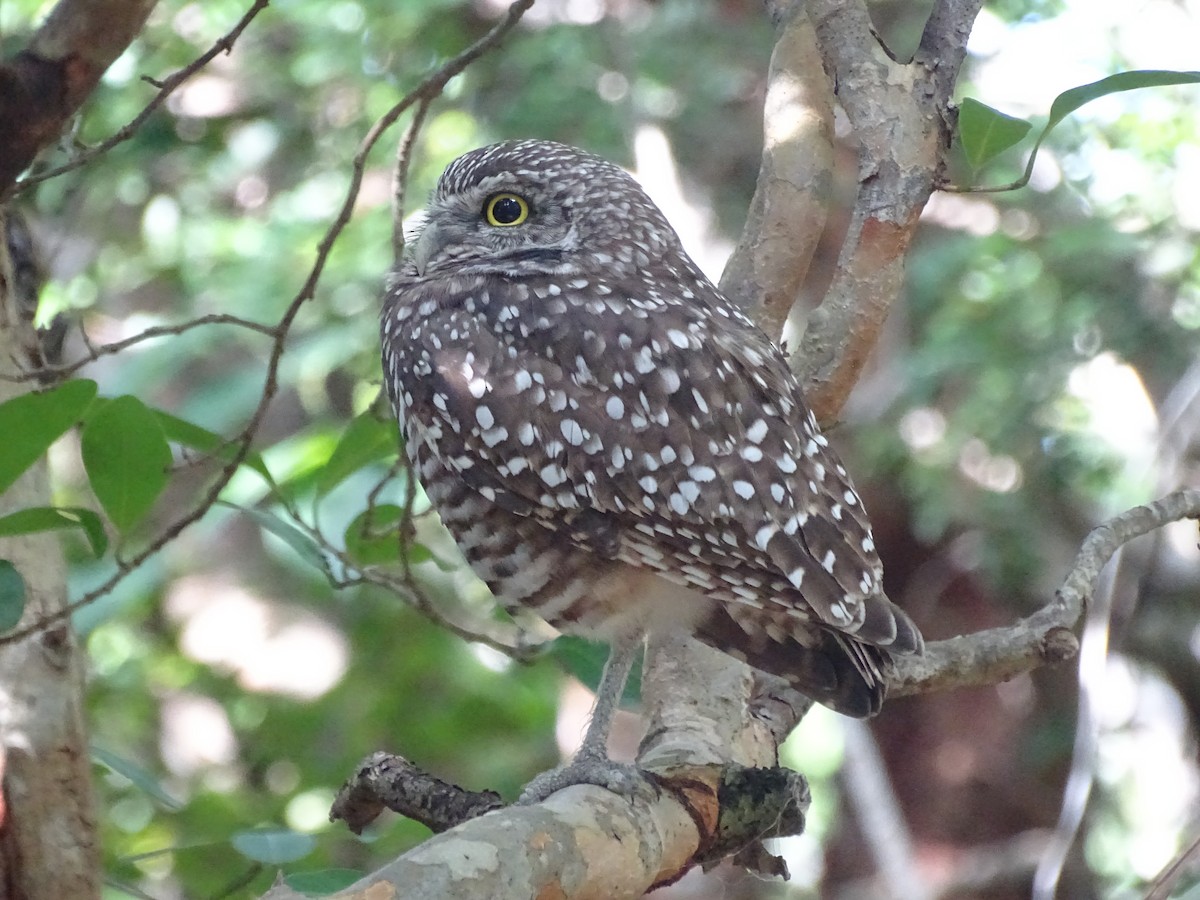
[517,758,656,805]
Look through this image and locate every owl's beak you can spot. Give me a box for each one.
[410,221,444,276]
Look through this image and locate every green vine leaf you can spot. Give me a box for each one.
[80,395,172,534]
[959,69,1200,190]
[0,379,97,497]
[231,828,316,864]
[0,506,108,557]
[317,412,398,499]
[957,98,1032,171]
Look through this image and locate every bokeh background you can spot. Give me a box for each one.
[3,0,1199,896]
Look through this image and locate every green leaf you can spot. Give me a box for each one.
[285,870,363,895]
[80,395,172,533]
[153,410,273,481]
[969,69,1200,190]
[91,744,182,810]
[549,636,642,705]
[317,413,398,498]
[235,505,327,569]
[0,506,108,557]
[231,828,316,865]
[957,98,1032,170]
[0,379,97,497]
[1044,69,1200,134]
[0,560,26,631]
[343,504,432,567]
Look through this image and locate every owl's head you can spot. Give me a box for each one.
[408,140,681,280]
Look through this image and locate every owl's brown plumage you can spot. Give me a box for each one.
[381,140,922,721]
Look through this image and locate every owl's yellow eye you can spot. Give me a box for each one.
[484,193,530,227]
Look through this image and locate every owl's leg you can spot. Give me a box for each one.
[516,632,654,804]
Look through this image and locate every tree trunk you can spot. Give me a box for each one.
[0,213,100,900]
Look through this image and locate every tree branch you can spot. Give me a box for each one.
[888,488,1200,695]
[0,0,158,192]
[718,9,834,339]
[797,0,979,424]
[328,755,807,898]
[10,0,270,196]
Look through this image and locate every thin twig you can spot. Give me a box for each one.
[888,488,1200,696]
[11,0,271,196]
[1143,831,1200,900]
[0,314,278,383]
[391,97,431,263]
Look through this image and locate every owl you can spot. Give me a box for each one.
[381,140,922,792]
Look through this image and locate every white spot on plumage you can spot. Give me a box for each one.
[561,419,585,446]
[754,524,777,551]
[821,550,836,574]
[540,463,567,487]
[606,396,624,419]
[732,480,755,500]
[475,406,494,429]
[633,347,654,374]
[746,419,768,444]
[480,426,509,447]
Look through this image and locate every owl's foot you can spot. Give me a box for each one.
[517,754,657,805]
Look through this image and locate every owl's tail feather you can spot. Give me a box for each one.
[692,604,919,718]
[857,592,925,655]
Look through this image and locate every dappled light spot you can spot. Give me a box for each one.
[167,575,348,700]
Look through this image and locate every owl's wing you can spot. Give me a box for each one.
[385,276,917,652]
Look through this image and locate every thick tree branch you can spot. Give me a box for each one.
[719,10,834,338]
[0,0,158,192]
[797,0,978,424]
[328,757,807,898]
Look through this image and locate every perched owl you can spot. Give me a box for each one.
[381,140,922,787]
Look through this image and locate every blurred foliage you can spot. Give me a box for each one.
[0,0,1196,897]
